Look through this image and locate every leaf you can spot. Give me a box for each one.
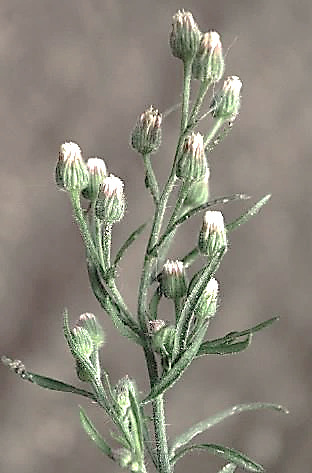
[128,388,144,453]
[197,334,252,357]
[170,443,265,472]
[170,402,289,458]
[113,222,147,267]
[142,322,208,404]
[103,295,143,346]
[149,194,249,257]
[226,194,271,232]
[79,406,114,460]
[199,316,279,354]
[1,356,96,401]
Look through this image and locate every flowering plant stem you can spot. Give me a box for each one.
[2,10,288,473]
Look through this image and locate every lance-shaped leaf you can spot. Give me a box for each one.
[142,322,208,404]
[128,387,144,454]
[197,334,252,356]
[79,406,114,460]
[1,356,96,400]
[170,443,264,472]
[170,402,289,458]
[113,222,147,268]
[148,194,249,257]
[226,194,271,233]
[172,247,226,362]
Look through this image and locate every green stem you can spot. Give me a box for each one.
[153,394,171,473]
[204,117,225,149]
[167,181,191,229]
[143,154,159,204]
[102,223,112,270]
[182,247,200,268]
[188,79,211,129]
[181,60,193,133]
[174,298,183,324]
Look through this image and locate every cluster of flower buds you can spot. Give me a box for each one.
[198,210,227,258]
[177,132,208,182]
[192,30,224,83]
[149,320,175,368]
[212,75,242,120]
[69,313,105,382]
[131,105,162,156]
[159,259,188,299]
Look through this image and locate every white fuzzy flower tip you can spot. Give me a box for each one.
[203,210,225,234]
[223,76,242,95]
[102,174,124,199]
[202,31,222,52]
[86,158,107,175]
[205,277,219,297]
[163,259,184,276]
[173,10,197,30]
[140,106,162,130]
[148,320,166,334]
[59,141,82,163]
[184,132,204,158]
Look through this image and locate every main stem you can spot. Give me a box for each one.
[138,59,192,473]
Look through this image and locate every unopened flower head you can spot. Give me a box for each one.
[151,323,175,360]
[82,157,107,202]
[192,30,224,83]
[212,75,242,120]
[76,312,105,349]
[159,259,187,299]
[95,174,125,224]
[194,277,219,320]
[177,132,208,182]
[170,10,201,62]
[55,141,89,192]
[198,210,227,256]
[183,168,210,210]
[148,319,166,335]
[131,105,162,155]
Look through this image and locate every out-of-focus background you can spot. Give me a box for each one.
[0,1,310,472]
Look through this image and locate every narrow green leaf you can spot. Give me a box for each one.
[197,334,252,357]
[142,322,208,404]
[170,443,264,472]
[1,356,96,401]
[128,389,144,453]
[202,316,279,351]
[217,464,237,473]
[149,287,162,319]
[170,402,289,458]
[182,247,200,268]
[79,406,114,460]
[113,222,147,267]
[104,295,143,346]
[226,194,271,232]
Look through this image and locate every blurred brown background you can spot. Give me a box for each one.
[0,1,310,472]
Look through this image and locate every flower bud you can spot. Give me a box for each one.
[192,31,224,83]
[183,168,210,210]
[114,375,132,418]
[170,10,201,62]
[198,210,227,257]
[176,132,208,182]
[76,312,105,350]
[159,260,187,299]
[211,76,242,120]
[56,142,89,192]
[82,157,107,201]
[113,448,133,468]
[148,319,166,335]
[194,277,219,320]
[95,174,125,224]
[131,106,162,155]
[151,323,175,358]
[71,326,94,382]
